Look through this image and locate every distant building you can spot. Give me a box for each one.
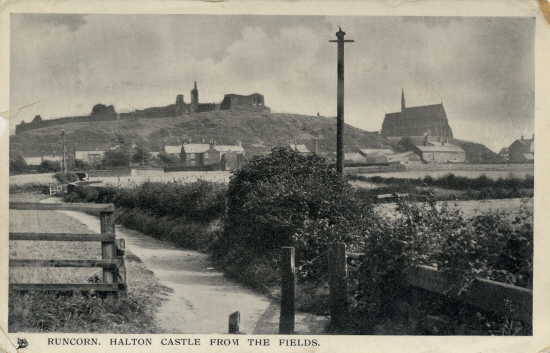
[414,144,465,163]
[344,153,366,164]
[163,145,184,158]
[180,141,245,170]
[24,155,62,166]
[220,93,270,113]
[508,134,534,163]
[74,143,114,166]
[358,148,394,158]
[289,142,310,155]
[381,89,453,138]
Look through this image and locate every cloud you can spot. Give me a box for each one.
[16,14,88,32]
[9,15,534,151]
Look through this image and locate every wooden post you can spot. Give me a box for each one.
[228,311,240,334]
[328,242,349,332]
[279,247,295,334]
[115,238,127,293]
[100,211,116,295]
[329,28,354,175]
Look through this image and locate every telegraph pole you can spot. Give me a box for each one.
[61,129,67,174]
[330,28,353,175]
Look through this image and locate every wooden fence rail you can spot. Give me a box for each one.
[9,202,126,294]
[327,242,532,327]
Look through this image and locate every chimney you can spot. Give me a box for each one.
[521,134,524,141]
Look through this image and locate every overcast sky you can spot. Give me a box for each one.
[10,14,534,151]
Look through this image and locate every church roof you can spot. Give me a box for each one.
[385,103,444,122]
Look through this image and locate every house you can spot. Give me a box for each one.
[180,144,211,166]
[324,152,366,164]
[180,141,246,170]
[75,149,106,166]
[387,151,422,165]
[24,155,62,166]
[414,144,465,163]
[344,152,367,164]
[74,143,114,166]
[290,143,310,154]
[508,134,534,163]
[207,143,246,170]
[164,145,184,159]
[358,148,394,158]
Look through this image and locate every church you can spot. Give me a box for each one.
[381,90,454,138]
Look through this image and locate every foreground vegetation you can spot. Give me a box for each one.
[62,148,533,335]
[8,194,169,333]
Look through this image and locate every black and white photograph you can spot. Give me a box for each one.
[1,1,549,352]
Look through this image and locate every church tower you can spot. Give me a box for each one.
[190,81,199,113]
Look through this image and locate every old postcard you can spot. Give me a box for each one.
[1,0,549,352]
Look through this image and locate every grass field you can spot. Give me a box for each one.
[8,193,169,333]
[361,163,534,179]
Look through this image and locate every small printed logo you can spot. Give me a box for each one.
[17,338,29,350]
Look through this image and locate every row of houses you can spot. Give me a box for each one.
[164,141,246,170]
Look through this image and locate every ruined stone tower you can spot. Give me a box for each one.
[190,81,199,113]
[175,94,185,116]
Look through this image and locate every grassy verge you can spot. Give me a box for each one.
[347,173,534,201]
[9,193,170,333]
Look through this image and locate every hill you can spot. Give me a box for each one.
[10,111,390,158]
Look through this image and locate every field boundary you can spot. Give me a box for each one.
[9,202,126,294]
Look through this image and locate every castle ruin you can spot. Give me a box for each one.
[15,81,270,134]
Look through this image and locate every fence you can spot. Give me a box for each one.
[278,243,532,333]
[9,202,126,295]
[49,184,64,196]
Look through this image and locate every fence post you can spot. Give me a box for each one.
[100,211,116,296]
[228,311,240,334]
[115,238,127,293]
[328,242,349,332]
[279,247,295,334]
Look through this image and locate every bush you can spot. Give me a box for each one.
[38,160,61,173]
[74,159,89,170]
[53,173,79,183]
[348,200,533,334]
[213,147,373,289]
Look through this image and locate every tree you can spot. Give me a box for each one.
[158,151,180,165]
[395,136,417,153]
[32,115,43,123]
[9,152,27,174]
[132,144,152,164]
[498,147,509,162]
[104,147,131,167]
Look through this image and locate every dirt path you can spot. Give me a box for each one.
[39,198,327,334]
